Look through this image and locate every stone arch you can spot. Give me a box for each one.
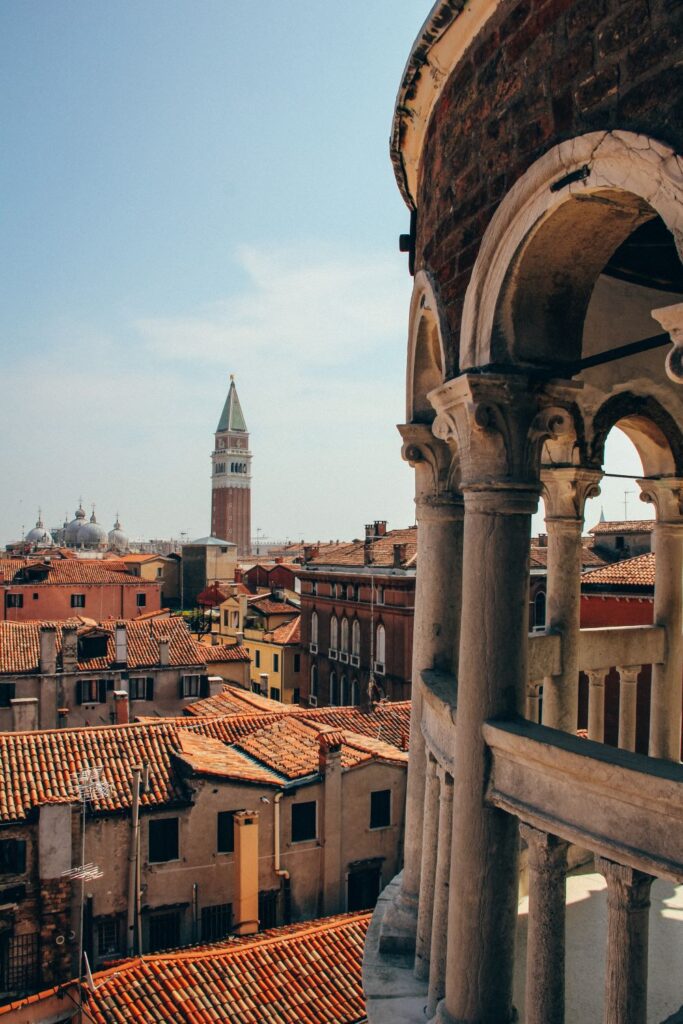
[590,391,683,477]
[406,270,448,423]
[460,131,683,372]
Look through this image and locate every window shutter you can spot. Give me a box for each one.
[98,679,108,704]
[107,678,115,691]
[76,680,84,705]
[200,675,209,698]
[179,677,185,699]
[146,678,154,702]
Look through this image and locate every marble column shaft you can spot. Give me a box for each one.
[617,666,640,752]
[520,825,568,1024]
[427,771,454,1015]
[597,857,653,1024]
[650,520,683,760]
[587,670,606,743]
[415,757,440,979]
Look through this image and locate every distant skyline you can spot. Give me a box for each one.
[0,2,652,548]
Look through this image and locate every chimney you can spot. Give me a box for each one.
[537,533,548,548]
[39,626,57,675]
[208,675,224,697]
[365,523,375,540]
[61,626,78,673]
[113,690,129,725]
[375,521,388,537]
[115,624,128,667]
[234,567,244,583]
[233,811,259,935]
[158,637,170,667]
[318,733,343,914]
[303,544,319,563]
[11,697,38,732]
[364,538,374,566]
[393,543,408,568]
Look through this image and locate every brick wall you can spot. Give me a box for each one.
[416,0,683,373]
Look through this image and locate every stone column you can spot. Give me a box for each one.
[427,770,454,1016]
[379,424,463,954]
[638,477,683,761]
[617,665,640,752]
[520,825,568,1024]
[414,756,440,979]
[429,373,578,1024]
[596,857,653,1024]
[541,467,601,734]
[587,669,606,743]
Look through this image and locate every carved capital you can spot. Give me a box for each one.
[519,824,568,876]
[541,467,602,522]
[596,857,654,912]
[637,476,683,524]
[428,374,579,494]
[651,303,683,384]
[398,423,459,501]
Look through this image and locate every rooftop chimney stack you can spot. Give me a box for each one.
[303,544,319,563]
[39,626,57,675]
[113,690,129,725]
[375,521,388,537]
[115,625,128,667]
[393,543,408,568]
[61,626,78,673]
[233,811,259,936]
[364,538,374,565]
[158,637,170,667]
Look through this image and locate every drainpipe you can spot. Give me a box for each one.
[273,792,291,924]
[126,767,141,955]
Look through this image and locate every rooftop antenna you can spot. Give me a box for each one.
[623,490,635,520]
[64,764,110,1024]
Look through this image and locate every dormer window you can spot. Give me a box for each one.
[77,633,108,661]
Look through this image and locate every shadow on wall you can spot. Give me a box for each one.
[514,875,683,1023]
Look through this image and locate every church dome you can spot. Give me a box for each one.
[65,504,87,546]
[26,511,52,547]
[80,508,108,549]
[108,515,129,552]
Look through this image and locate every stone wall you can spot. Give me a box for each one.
[416,0,683,372]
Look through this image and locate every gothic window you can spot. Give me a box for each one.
[329,671,338,706]
[311,611,318,645]
[340,617,349,653]
[376,624,386,667]
[341,674,349,705]
[310,664,318,698]
[351,679,360,705]
[352,620,360,656]
[330,615,338,651]
[533,590,546,631]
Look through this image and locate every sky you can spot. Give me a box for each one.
[0,2,650,547]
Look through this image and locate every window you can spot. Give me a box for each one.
[291,801,317,842]
[136,593,147,608]
[293,653,301,673]
[97,916,122,958]
[223,610,229,626]
[311,611,318,645]
[149,818,179,863]
[310,665,318,698]
[533,590,546,631]
[270,687,280,701]
[129,677,153,701]
[340,617,349,653]
[292,688,300,704]
[0,932,39,994]
[0,839,26,875]
[181,675,201,698]
[231,611,239,628]
[329,671,338,706]
[376,624,386,666]
[259,890,279,930]
[0,684,16,709]
[273,653,279,672]
[341,675,349,706]
[148,910,181,952]
[377,586,385,604]
[254,650,261,669]
[5,594,23,609]
[353,584,360,601]
[71,594,86,609]
[330,616,338,650]
[78,634,107,660]
[351,679,360,706]
[352,620,360,657]
[615,535,625,550]
[77,679,107,704]
[311,581,318,597]
[217,811,240,854]
[156,567,163,578]
[201,903,232,942]
[32,593,38,600]
[370,789,391,829]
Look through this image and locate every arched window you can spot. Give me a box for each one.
[330,615,338,651]
[352,619,360,656]
[340,617,349,653]
[376,624,386,667]
[310,664,318,698]
[341,674,349,706]
[329,671,338,706]
[311,611,318,645]
[351,679,360,705]
[533,590,546,631]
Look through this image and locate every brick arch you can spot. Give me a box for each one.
[406,270,448,424]
[460,131,683,373]
[590,391,683,477]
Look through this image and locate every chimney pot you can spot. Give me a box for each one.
[158,637,170,667]
[113,690,129,725]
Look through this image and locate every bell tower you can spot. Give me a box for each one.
[211,376,252,555]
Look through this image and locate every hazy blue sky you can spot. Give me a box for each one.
[0,2,648,546]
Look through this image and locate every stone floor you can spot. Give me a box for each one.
[364,872,683,1023]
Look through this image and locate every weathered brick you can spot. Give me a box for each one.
[597,2,650,57]
[499,0,533,43]
[575,65,619,110]
[626,32,676,79]
[565,0,608,37]
[552,89,574,132]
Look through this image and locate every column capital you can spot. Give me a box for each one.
[617,665,641,686]
[651,302,683,383]
[596,857,654,910]
[398,422,459,503]
[519,823,568,874]
[541,466,602,522]
[637,476,683,524]
[428,373,580,494]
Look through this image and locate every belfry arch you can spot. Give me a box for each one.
[406,270,447,424]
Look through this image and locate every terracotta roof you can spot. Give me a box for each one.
[197,642,251,663]
[264,615,302,645]
[6,559,156,586]
[184,684,282,718]
[0,616,204,675]
[120,553,163,564]
[0,559,29,579]
[530,544,606,568]
[196,582,229,606]
[589,519,655,536]
[300,703,412,750]
[304,528,418,569]
[174,731,284,785]
[0,912,371,1023]
[581,552,656,588]
[0,704,408,822]
[249,596,299,615]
